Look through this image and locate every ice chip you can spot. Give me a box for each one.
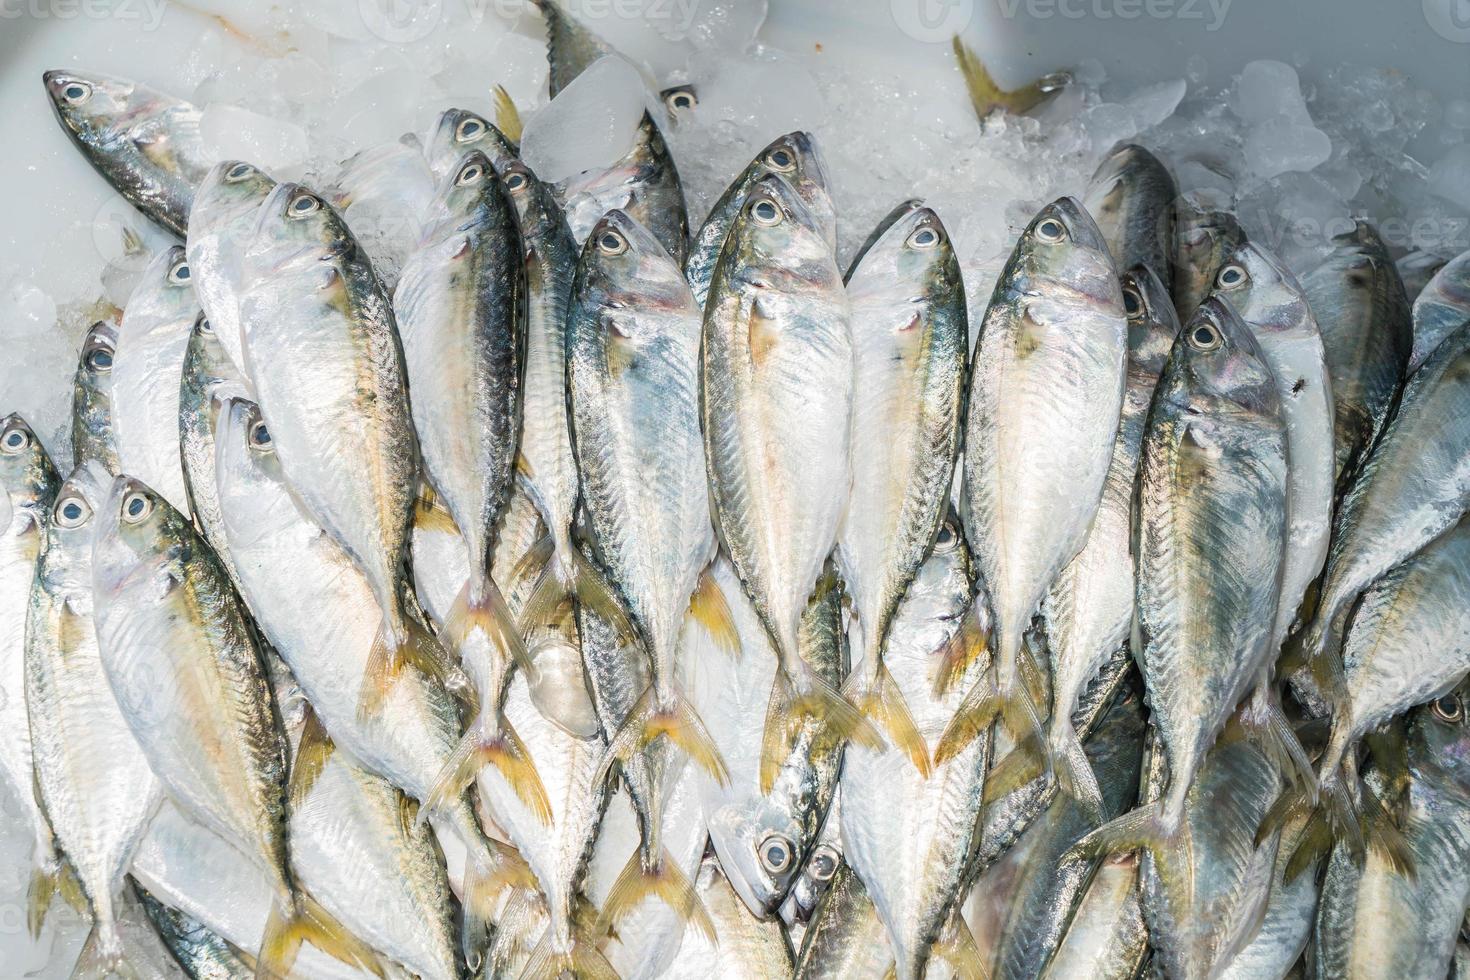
[1126,79,1187,132]
[1428,145,1470,212]
[199,103,310,174]
[1232,60,1312,126]
[521,55,649,184]
[1244,117,1332,179]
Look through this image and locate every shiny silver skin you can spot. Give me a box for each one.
[783,795,843,933]
[1171,194,1246,320]
[1214,809,1320,980]
[1039,265,1176,815]
[0,416,60,891]
[26,462,160,968]
[1305,321,1470,670]
[1036,852,1147,980]
[532,0,614,97]
[395,149,525,634]
[685,132,836,308]
[837,200,966,774]
[177,314,248,593]
[424,108,519,183]
[113,244,198,517]
[959,196,1127,749]
[71,318,121,473]
[794,862,893,980]
[1311,681,1470,980]
[186,160,277,375]
[657,853,797,979]
[841,531,988,980]
[135,883,256,980]
[555,112,690,263]
[1081,142,1178,290]
[1131,297,1287,832]
[695,557,845,919]
[1299,222,1412,483]
[42,69,207,237]
[1409,248,1470,371]
[238,180,421,666]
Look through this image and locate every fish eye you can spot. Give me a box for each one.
[54,495,91,528]
[1187,322,1222,352]
[61,81,92,104]
[1216,263,1249,290]
[748,198,782,226]
[758,834,794,874]
[86,346,114,372]
[665,89,697,112]
[197,316,213,335]
[455,161,484,186]
[224,162,254,182]
[287,192,321,218]
[1122,285,1144,319]
[455,116,486,142]
[764,146,796,172]
[504,171,529,192]
[596,229,628,256]
[809,847,838,882]
[0,427,31,455]
[935,521,959,552]
[907,225,941,249]
[167,258,191,284]
[121,490,154,524]
[1433,694,1464,723]
[1035,217,1068,244]
[248,420,273,451]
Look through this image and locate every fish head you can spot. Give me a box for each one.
[1169,297,1281,420]
[659,84,698,117]
[1017,197,1117,290]
[1211,240,1314,340]
[723,173,835,292]
[74,318,119,404]
[0,414,57,534]
[213,396,298,550]
[41,461,112,599]
[784,842,841,923]
[181,313,241,396]
[128,245,197,321]
[92,474,193,602]
[42,69,139,147]
[707,792,807,918]
[845,201,960,302]
[579,209,695,325]
[194,161,277,245]
[1122,264,1181,377]
[247,182,353,274]
[748,132,835,249]
[427,109,518,181]
[427,150,511,234]
[1409,675,1470,793]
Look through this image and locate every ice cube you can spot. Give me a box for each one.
[1244,117,1332,180]
[1428,145,1470,212]
[520,55,650,184]
[1126,79,1188,132]
[199,103,311,174]
[666,0,768,52]
[1232,60,1312,126]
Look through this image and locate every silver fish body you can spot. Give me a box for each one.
[72,318,121,473]
[1408,248,1470,371]
[178,313,248,593]
[135,882,257,980]
[42,69,207,237]
[1171,195,1245,321]
[186,160,278,375]
[1036,852,1147,980]
[1081,142,1178,289]
[657,854,797,980]
[794,862,893,980]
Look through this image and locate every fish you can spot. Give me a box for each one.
[782,795,843,937]
[951,37,1072,119]
[186,160,278,376]
[212,397,538,938]
[531,0,615,97]
[89,474,376,977]
[1310,683,1470,980]
[394,149,531,761]
[837,200,967,776]
[1036,851,1148,980]
[135,882,257,980]
[1078,297,1286,853]
[696,558,845,920]
[42,69,207,237]
[113,244,199,517]
[72,318,121,473]
[1409,247,1470,371]
[177,313,248,592]
[424,109,520,182]
[1397,249,1450,302]
[685,133,835,309]
[25,460,161,973]
[1081,143,1178,289]
[794,862,894,980]
[841,525,990,980]
[0,415,70,933]
[555,111,690,263]
[1030,265,1177,816]
[1213,806,1320,980]
[567,208,733,933]
[702,171,878,789]
[943,197,1127,763]
[1298,222,1412,483]
[1304,321,1470,677]
[1171,194,1246,321]
[656,853,798,980]
[238,180,438,702]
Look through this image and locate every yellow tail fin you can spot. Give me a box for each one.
[600,687,730,789]
[519,911,618,980]
[255,892,384,980]
[847,660,932,777]
[27,859,84,939]
[597,847,715,945]
[689,568,741,658]
[445,574,534,677]
[287,707,335,810]
[358,611,466,719]
[423,715,552,825]
[493,85,523,145]
[932,605,989,697]
[761,667,883,794]
[933,673,1046,768]
[980,732,1048,805]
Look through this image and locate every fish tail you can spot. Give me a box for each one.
[933,677,1001,767]
[1047,718,1107,822]
[931,602,988,697]
[980,732,1045,804]
[255,892,384,980]
[27,859,84,938]
[599,686,730,788]
[1258,761,1361,883]
[1059,801,1180,866]
[932,910,988,980]
[689,566,741,657]
[358,608,465,718]
[761,666,882,794]
[596,847,715,945]
[1361,781,1416,878]
[425,714,553,825]
[460,838,539,928]
[846,659,931,777]
[70,918,143,980]
[493,85,523,146]
[448,571,535,677]
[518,913,618,980]
[521,545,634,643]
[1240,683,1318,799]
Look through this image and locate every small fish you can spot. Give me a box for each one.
[1036,851,1148,980]
[42,69,208,237]
[72,318,121,473]
[685,133,835,309]
[1171,194,1246,321]
[1408,247,1470,371]
[838,200,967,777]
[25,461,161,973]
[794,862,894,980]
[944,197,1127,764]
[424,109,520,182]
[1299,221,1412,483]
[113,245,199,517]
[531,0,615,97]
[135,882,257,980]
[782,795,842,936]
[1081,143,1178,290]
[186,160,278,376]
[177,313,248,592]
